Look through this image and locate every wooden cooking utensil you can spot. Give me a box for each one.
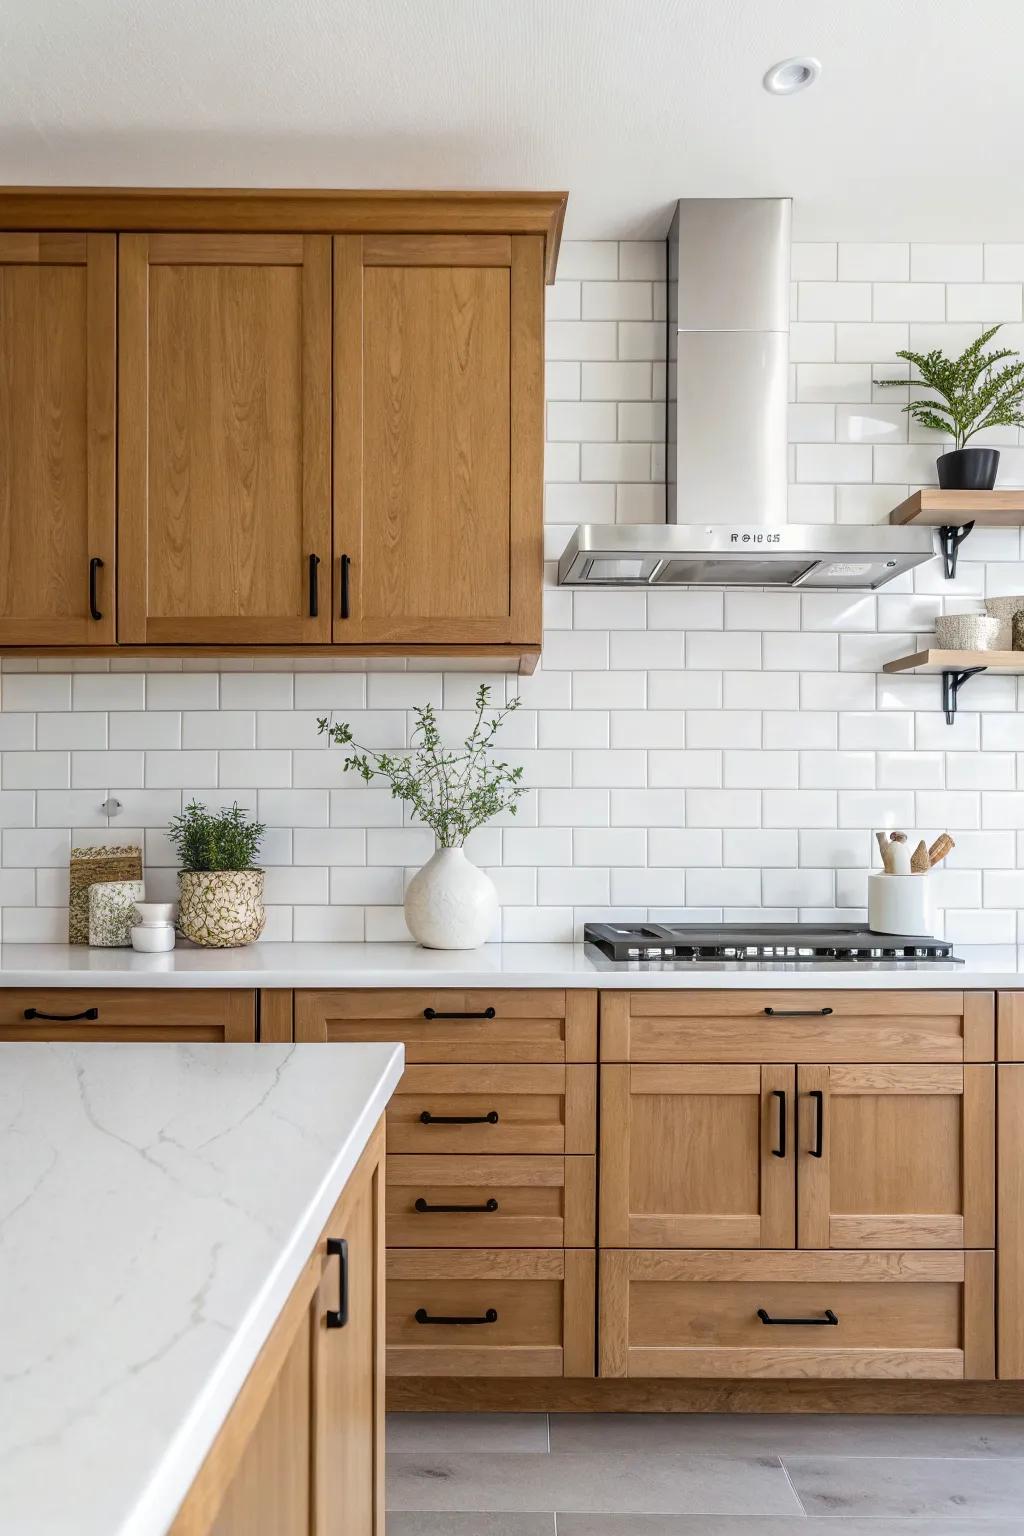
[875,831,893,872]
[928,833,955,867]
[910,839,930,874]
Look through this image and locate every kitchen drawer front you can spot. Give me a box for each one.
[388,1065,596,1154]
[387,1155,595,1248]
[386,1248,595,1377]
[0,987,256,1041]
[600,991,994,1064]
[296,989,596,1061]
[600,1249,994,1381]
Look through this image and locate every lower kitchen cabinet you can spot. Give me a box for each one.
[386,1249,595,1377]
[388,1063,596,1155]
[386,1155,595,1248]
[0,988,256,1041]
[599,1249,995,1381]
[170,1119,385,1536]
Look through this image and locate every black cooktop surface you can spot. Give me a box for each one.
[584,922,959,963]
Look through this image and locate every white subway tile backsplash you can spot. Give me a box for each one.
[838,244,909,281]
[872,283,944,321]
[556,242,618,280]
[911,243,983,282]
[835,322,909,362]
[798,282,871,321]
[946,283,1022,321]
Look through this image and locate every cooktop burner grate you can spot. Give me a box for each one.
[583,921,960,964]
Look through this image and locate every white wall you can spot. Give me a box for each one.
[2,236,1024,956]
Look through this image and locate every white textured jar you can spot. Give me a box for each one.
[868,873,933,936]
[404,847,498,950]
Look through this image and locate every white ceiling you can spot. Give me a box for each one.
[4,0,1024,241]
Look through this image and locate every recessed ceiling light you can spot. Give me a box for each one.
[762,56,821,95]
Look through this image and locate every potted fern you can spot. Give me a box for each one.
[318,685,525,949]
[877,324,1024,489]
[167,800,267,947]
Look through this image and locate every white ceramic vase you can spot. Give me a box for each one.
[404,846,498,950]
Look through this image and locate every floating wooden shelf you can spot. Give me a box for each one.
[889,490,1024,527]
[884,648,1024,723]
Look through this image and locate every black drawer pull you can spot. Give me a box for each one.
[89,557,104,621]
[809,1088,825,1158]
[770,1088,787,1159]
[415,1307,498,1326]
[339,553,351,619]
[415,1197,499,1214]
[758,1308,838,1326]
[763,1006,833,1017]
[419,1110,499,1125]
[423,1007,496,1020]
[325,1237,348,1328]
[309,553,321,617]
[24,1006,99,1022]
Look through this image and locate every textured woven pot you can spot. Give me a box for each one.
[177,869,266,948]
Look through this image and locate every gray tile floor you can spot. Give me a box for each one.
[387,1412,1024,1533]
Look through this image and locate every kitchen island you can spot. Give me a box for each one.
[0,1040,404,1536]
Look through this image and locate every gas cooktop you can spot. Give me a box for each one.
[584,922,960,964]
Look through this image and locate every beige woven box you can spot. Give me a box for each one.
[69,845,143,944]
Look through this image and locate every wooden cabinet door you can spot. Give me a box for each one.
[333,233,543,646]
[0,233,115,644]
[118,234,331,644]
[601,1064,795,1248]
[797,1064,994,1250]
[0,988,256,1041]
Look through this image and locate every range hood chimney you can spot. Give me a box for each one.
[558,197,935,589]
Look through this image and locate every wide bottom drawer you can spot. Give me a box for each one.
[386,1249,595,1377]
[600,1250,994,1380]
[386,1155,595,1248]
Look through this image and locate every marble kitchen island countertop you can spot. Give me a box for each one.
[0,1040,404,1536]
[0,940,1021,989]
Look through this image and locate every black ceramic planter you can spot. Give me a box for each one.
[936,447,1000,490]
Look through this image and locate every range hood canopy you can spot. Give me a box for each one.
[557,197,936,590]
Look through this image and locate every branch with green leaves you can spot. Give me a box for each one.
[317,683,526,848]
[876,324,1024,450]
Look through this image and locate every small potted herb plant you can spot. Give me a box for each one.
[318,684,525,949]
[877,324,1024,489]
[167,800,267,947]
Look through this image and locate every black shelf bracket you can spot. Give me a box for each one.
[938,521,975,580]
[942,665,986,724]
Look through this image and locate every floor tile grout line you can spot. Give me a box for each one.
[777,1453,809,1520]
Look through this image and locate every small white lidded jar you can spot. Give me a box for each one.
[130,901,177,953]
[868,873,933,937]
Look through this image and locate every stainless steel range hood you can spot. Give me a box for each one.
[558,198,935,589]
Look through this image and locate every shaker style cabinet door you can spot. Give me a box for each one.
[333,233,543,646]
[797,1063,995,1250]
[118,234,331,644]
[601,1063,796,1248]
[0,233,115,644]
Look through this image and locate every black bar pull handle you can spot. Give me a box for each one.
[309,553,321,618]
[415,1197,499,1214]
[24,1006,99,1022]
[419,1110,499,1125]
[809,1088,825,1158]
[758,1308,838,1326]
[415,1307,498,1326]
[764,1006,833,1017]
[89,557,104,621]
[770,1089,787,1159]
[339,553,351,619]
[423,1007,496,1020]
[325,1237,348,1328]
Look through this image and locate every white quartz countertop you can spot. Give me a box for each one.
[0,940,1020,989]
[0,1040,404,1536]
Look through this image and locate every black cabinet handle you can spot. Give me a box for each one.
[809,1088,825,1158]
[758,1308,838,1326]
[764,1006,833,1017]
[24,1006,99,1021]
[423,1007,496,1020]
[89,557,104,621]
[325,1237,348,1328]
[309,553,321,618]
[419,1110,499,1125]
[340,553,351,619]
[415,1197,499,1213]
[770,1088,787,1159]
[415,1307,498,1326]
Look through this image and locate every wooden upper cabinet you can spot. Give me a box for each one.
[0,233,115,644]
[333,233,543,645]
[118,234,332,644]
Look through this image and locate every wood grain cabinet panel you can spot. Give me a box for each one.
[386,1154,595,1248]
[0,233,115,645]
[797,1064,994,1250]
[600,1249,994,1381]
[388,1064,596,1155]
[601,1064,795,1248]
[118,233,332,645]
[333,233,543,646]
[0,988,256,1041]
